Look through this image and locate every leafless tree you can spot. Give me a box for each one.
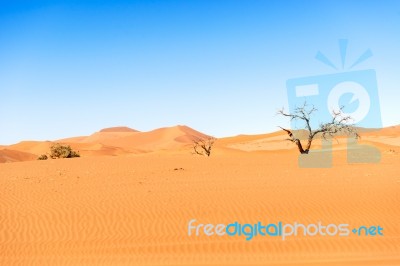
[278,102,359,154]
[192,137,216,157]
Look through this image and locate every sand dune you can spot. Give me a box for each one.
[360,125,400,147]
[0,149,37,163]
[56,136,88,143]
[99,126,139,133]
[220,126,400,153]
[7,141,52,156]
[70,125,209,152]
[68,142,136,157]
[1,125,399,163]
[364,124,400,136]
[219,131,296,151]
[0,125,210,162]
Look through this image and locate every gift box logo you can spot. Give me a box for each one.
[286,40,382,168]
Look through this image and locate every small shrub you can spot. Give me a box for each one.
[38,154,48,160]
[50,143,80,159]
[192,137,216,157]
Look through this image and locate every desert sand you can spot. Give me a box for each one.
[0,125,399,265]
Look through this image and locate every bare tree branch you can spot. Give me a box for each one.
[277,102,359,154]
[192,137,216,157]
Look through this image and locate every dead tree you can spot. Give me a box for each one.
[192,137,216,157]
[278,102,359,154]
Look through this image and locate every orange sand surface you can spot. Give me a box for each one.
[0,125,399,265]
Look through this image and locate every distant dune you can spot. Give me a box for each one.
[0,125,399,163]
[99,126,139,133]
[7,141,52,157]
[0,149,37,163]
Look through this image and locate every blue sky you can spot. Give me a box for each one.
[1,0,399,144]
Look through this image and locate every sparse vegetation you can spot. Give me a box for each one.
[37,154,48,160]
[50,143,80,159]
[278,102,359,154]
[192,137,216,157]
[37,143,80,160]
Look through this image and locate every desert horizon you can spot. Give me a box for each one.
[1,123,399,163]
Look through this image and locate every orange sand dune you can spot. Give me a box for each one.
[364,124,400,137]
[0,149,399,265]
[219,131,295,151]
[0,125,209,162]
[361,125,400,147]
[99,126,139,132]
[220,126,400,153]
[56,136,88,143]
[8,141,52,155]
[58,126,140,144]
[78,125,209,151]
[0,149,37,163]
[1,125,399,163]
[218,130,287,145]
[363,136,400,147]
[68,142,136,157]
[77,131,140,145]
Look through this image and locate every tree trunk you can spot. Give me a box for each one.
[303,137,313,154]
[279,127,310,154]
[294,139,308,154]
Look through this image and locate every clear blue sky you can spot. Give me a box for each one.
[1,0,399,144]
